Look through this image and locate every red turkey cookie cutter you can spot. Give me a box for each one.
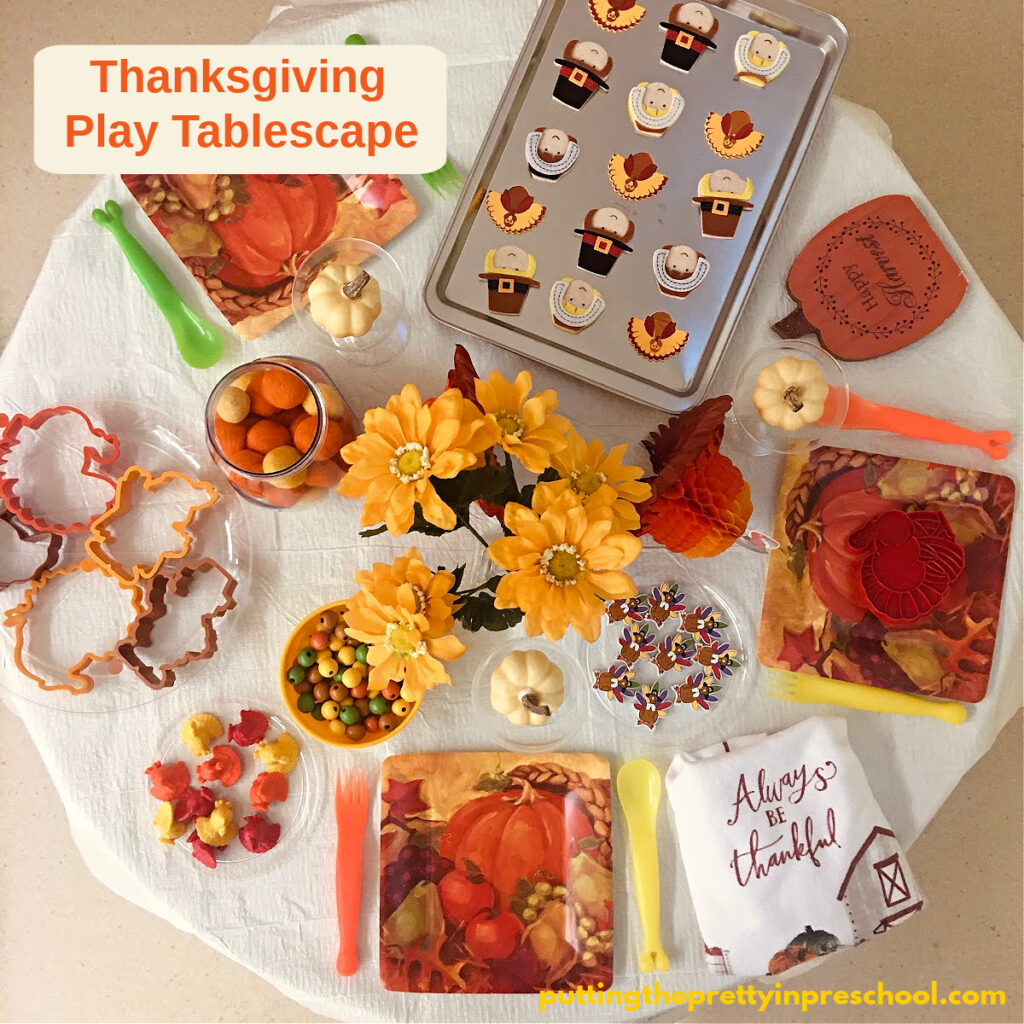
[0,511,63,592]
[0,406,121,534]
[116,558,238,690]
[85,466,220,587]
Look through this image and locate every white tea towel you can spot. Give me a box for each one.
[666,716,924,978]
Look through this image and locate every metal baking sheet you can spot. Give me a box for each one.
[425,0,847,411]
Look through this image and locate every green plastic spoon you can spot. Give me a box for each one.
[91,199,223,369]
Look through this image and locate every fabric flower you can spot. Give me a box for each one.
[487,488,641,642]
[474,370,569,473]
[339,384,498,535]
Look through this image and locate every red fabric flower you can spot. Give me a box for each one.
[144,761,189,801]
[196,745,242,786]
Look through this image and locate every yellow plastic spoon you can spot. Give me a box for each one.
[616,759,670,973]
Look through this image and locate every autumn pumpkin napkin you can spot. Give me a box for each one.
[666,716,925,977]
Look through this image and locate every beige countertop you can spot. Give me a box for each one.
[1,2,1021,1022]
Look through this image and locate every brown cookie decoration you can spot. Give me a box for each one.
[628,312,689,361]
[589,0,647,32]
[553,40,613,110]
[609,152,668,201]
[704,110,764,158]
[485,185,546,235]
[575,207,634,276]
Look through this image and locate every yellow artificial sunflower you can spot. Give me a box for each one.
[544,429,652,530]
[487,488,642,642]
[339,384,498,535]
[474,370,570,473]
[343,584,466,703]
[352,547,459,640]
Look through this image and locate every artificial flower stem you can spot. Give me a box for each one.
[454,508,490,548]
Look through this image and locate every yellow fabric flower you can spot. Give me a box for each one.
[352,547,459,640]
[544,429,652,530]
[339,383,498,536]
[474,370,569,473]
[343,584,466,703]
[487,488,641,642]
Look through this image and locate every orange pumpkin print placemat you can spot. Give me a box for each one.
[757,447,1015,704]
[121,174,418,339]
[379,751,612,994]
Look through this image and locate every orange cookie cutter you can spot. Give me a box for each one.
[2,559,146,694]
[116,558,238,690]
[0,405,121,534]
[0,511,63,592]
[85,466,220,587]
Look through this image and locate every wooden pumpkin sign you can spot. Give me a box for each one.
[773,194,967,360]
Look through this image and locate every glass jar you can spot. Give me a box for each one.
[205,356,356,509]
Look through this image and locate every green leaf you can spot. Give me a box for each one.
[787,540,807,582]
[538,466,561,483]
[576,836,604,850]
[359,523,389,538]
[455,590,524,632]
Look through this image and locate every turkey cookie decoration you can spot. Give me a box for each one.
[658,3,719,72]
[479,245,539,315]
[552,40,613,110]
[628,311,688,361]
[525,127,580,183]
[693,170,754,238]
[733,30,790,87]
[485,185,546,235]
[704,110,764,158]
[589,0,647,32]
[550,278,606,333]
[653,244,709,298]
[627,82,684,138]
[772,195,969,360]
[609,152,668,201]
[575,207,635,276]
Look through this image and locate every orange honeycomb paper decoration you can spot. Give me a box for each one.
[637,396,752,558]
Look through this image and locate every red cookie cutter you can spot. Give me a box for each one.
[0,406,121,534]
[0,511,63,592]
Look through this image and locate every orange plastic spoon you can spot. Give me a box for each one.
[822,386,1010,460]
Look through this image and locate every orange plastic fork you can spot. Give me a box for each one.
[334,769,369,976]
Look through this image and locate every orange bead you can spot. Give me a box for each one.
[246,419,291,455]
[306,459,343,489]
[249,390,279,418]
[315,420,346,459]
[214,415,248,456]
[291,414,319,454]
[263,484,304,508]
[273,406,304,427]
[258,368,308,410]
[229,449,265,474]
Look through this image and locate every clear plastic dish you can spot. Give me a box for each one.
[292,237,409,366]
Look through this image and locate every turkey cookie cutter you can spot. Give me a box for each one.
[2,559,146,694]
[85,466,220,587]
[0,405,121,534]
[116,558,238,690]
[0,511,63,592]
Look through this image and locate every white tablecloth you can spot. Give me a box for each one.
[2,2,1021,1021]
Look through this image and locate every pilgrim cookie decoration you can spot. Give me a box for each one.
[627,81,684,137]
[589,0,647,32]
[653,244,710,298]
[552,40,613,110]
[609,152,668,201]
[705,110,764,158]
[772,194,969,360]
[479,245,539,315]
[628,312,689,361]
[525,127,580,182]
[485,185,546,234]
[575,207,635,276]
[550,278,606,333]
[659,3,719,72]
[733,30,790,87]
[693,170,754,238]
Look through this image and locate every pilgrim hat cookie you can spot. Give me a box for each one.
[659,3,719,72]
[692,170,754,238]
[705,110,764,158]
[575,207,635,276]
[609,152,668,201]
[628,311,688,361]
[589,0,647,32]
[733,30,790,87]
[485,185,546,235]
[479,245,539,315]
[627,81,684,137]
[550,278,606,333]
[553,40,613,110]
[653,244,710,298]
[525,127,580,182]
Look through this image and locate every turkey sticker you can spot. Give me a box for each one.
[704,110,764,159]
[552,40,613,110]
[608,152,668,201]
[653,244,710,298]
[733,30,790,88]
[485,185,546,235]
[628,311,689,361]
[589,0,647,32]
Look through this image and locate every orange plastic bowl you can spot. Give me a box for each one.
[279,600,419,748]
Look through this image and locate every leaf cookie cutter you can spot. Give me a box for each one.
[116,558,238,690]
[85,466,219,587]
[2,559,145,694]
[0,511,63,592]
[0,406,121,534]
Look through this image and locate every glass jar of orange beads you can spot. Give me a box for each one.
[205,356,355,509]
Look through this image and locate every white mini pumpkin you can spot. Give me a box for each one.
[752,355,829,431]
[489,649,564,726]
[308,262,382,338]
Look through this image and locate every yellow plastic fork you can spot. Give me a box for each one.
[334,769,369,976]
[765,671,967,724]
